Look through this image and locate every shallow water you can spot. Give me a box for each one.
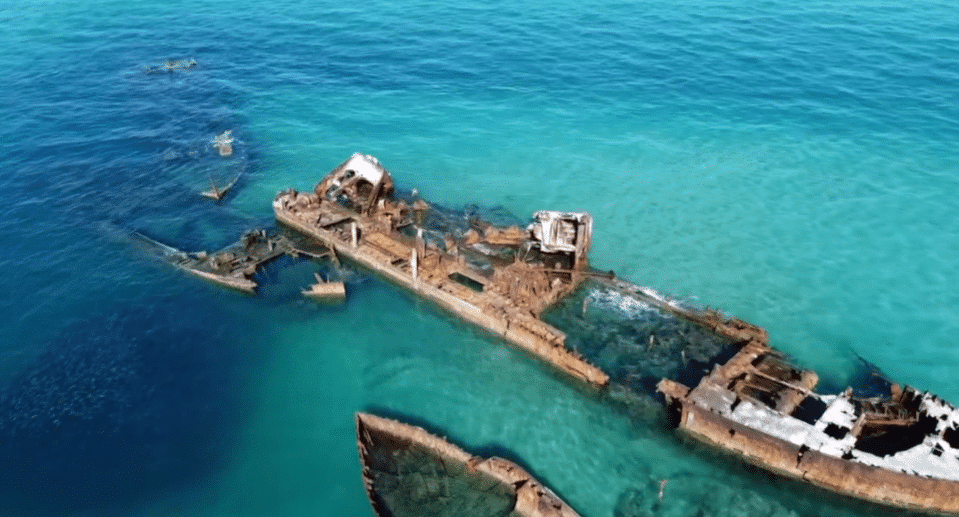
[1,1,958,515]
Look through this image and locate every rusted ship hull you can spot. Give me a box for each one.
[274,154,608,387]
[356,412,580,517]
[673,402,959,514]
[658,338,959,516]
[275,208,606,386]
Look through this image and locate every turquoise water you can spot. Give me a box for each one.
[1,1,958,515]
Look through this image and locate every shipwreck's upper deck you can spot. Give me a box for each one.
[274,153,609,387]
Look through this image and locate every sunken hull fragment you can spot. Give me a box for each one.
[135,232,262,293]
[177,264,257,293]
[275,153,608,388]
[356,412,580,517]
[659,341,959,515]
[135,229,328,294]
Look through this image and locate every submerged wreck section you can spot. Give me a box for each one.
[135,229,332,293]
[143,57,198,74]
[275,153,608,387]
[302,272,347,302]
[356,412,580,517]
[658,340,959,514]
[543,280,742,412]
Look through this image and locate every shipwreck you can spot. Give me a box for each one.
[356,412,580,517]
[277,153,959,515]
[274,153,611,387]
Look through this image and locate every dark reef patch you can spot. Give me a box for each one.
[0,295,255,516]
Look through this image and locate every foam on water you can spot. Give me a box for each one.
[1,0,958,516]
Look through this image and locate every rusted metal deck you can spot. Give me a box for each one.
[274,153,608,387]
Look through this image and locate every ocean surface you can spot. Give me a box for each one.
[1,1,958,515]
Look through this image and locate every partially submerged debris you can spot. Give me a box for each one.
[211,130,234,157]
[302,272,346,302]
[144,58,198,74]
[134,229,327,293]
[201,172,240,201]
[356,412,580,517]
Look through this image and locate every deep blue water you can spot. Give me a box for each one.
[1,1,958,516]
[0,297,256,516]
